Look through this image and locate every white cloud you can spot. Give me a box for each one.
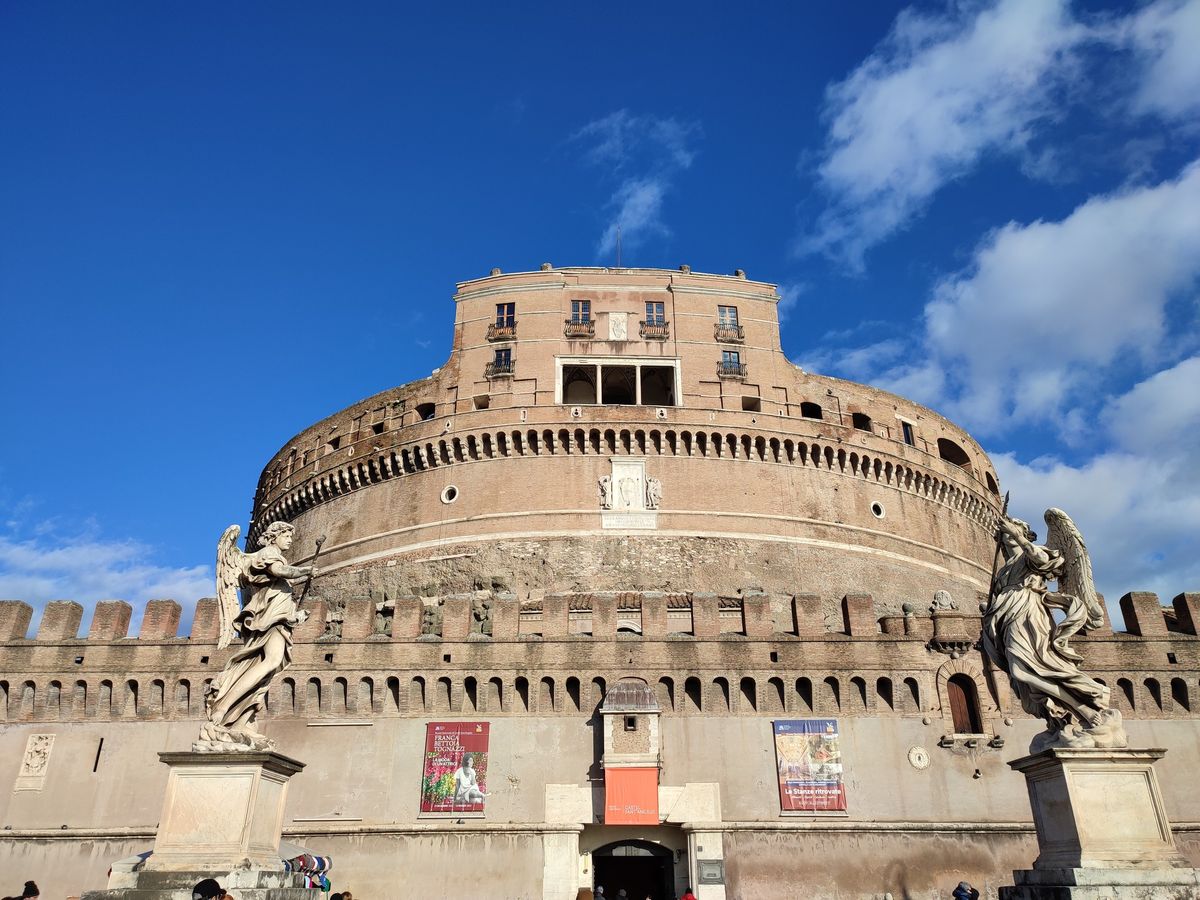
[805,0,1085,264]
[0,529,212,637]
[598,178,669,257]
[1121,0,1200,123]
[776,281,808,323]
[926,159,1200,432]
[571,110,700,257]
[994,355,1200,615]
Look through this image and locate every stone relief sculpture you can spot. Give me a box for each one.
[598,475,613,510]
[930,590,957,612]
[645,476,662,510]
[20,734,53,777]
[420,599,444,636]
[982,508,1126,752]
[196,522,316,752]
[471,595,493,636]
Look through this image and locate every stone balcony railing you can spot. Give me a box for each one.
[486,322,517,341]
[563,319,595,338]
[484,359,515,378]
[717,360,747,379]
[714,322,745,343]
[639,321,670,340]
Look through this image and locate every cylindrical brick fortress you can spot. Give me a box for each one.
[249,266,1003,609]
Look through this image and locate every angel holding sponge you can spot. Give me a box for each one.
[195,521,319,752]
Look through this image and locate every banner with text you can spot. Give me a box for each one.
[773,719,846,813]
[420,721,490,816]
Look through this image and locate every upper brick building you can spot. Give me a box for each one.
[1,266,1197,900]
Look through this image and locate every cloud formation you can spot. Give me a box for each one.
[804,0,1200,265]
[0,526,212,636]
[571,110,701,257]
[805,0,1084,265]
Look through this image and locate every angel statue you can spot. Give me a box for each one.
[194,521,317,752]
[982,507,1126,753]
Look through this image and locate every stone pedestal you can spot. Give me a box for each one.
[83,751,314,900]
[1000,747,1200,899]
[147,751,304,872]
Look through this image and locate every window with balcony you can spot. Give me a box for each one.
[640,301,670,339]
[565,299,595,337]
[488,302,517,341]
[486,347,514,378]
[715,305,744,342]
[718,350,746,378]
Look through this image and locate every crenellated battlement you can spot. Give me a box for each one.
[3,590,1198,647]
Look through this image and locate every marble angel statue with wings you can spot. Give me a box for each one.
[195,521,317,752]
[982,506,1126,752]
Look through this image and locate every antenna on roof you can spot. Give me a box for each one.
[616,225,622,268]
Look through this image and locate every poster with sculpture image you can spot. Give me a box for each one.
[773,719,847,813]
[420,721,490,817]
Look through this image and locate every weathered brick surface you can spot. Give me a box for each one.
[88,601,132,640]
[1120,592,1167,637]
[1174,593,1200,635]
[140,600,181,639]
[38,601,83,640]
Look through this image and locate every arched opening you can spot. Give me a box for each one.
[416,402,436,421]
[566,676,581,712]
[947,674,983,734]
[1118,678,1135,711]
[985,471,1000,495]
[937,437,972,471]
[851,412,872,432]
[563,365,598,405]
[739,677,757,712]
[876,677,894,710]
[591,840,674,900]
[800,401,823,420]
[1171,678,1189,712]
[684,677,702,713]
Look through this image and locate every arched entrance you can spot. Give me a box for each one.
[593,839,674,900]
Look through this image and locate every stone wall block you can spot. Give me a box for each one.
[542,595,570,638]
[879,615,906,636]
[392,596,422,640]
[1119,591,1167,637]
[641,592,668,638]
[342,598,376,640]
[0,600,33,640]
[88,601,133,641]
[294,598,328,642]
[140,599,182,640]
[904,613,933,639]
[742,592,773,638]
[1172,593,1200,635]
[691,593,720,639]
[1088,592,1114,636]
[792,594,824,636]
[842,594,877,637]
[591,593,617,639]
[491,595,520,640]
[190,598,221,642]
[37,600,83,640]
[442,595,472,641]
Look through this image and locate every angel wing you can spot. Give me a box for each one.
[1044,507,1104,630]
[215,524,245,650]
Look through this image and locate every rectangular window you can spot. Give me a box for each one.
[718,305,739,325]
[494,347,512,366]
[722,349,741,365]
[901,421,915,446]
[495,302,515,327]
[571,299,591,323]
[645,301,665,325]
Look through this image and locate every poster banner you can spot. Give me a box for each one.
[604,766,659,825]
[420,722,490,816]
[773,719,847,813]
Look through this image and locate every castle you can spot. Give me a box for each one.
[1,266,1197,900]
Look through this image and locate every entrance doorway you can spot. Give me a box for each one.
[593,840,674,900]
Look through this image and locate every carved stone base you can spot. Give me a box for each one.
[82,868,316,900]
[144,751,305,872]
[1000,747,1197,898]
[1000,866,1200,899]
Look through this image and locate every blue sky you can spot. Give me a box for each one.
[2,0,1197,630]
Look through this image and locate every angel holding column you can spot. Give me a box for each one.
[195,521,317,751]
[981,507,1126,752]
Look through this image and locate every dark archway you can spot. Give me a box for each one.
[947,674,983,734]
[593,839,674,900]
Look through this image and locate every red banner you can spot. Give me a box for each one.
[604,766,659,825]
[420,722,490,816]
